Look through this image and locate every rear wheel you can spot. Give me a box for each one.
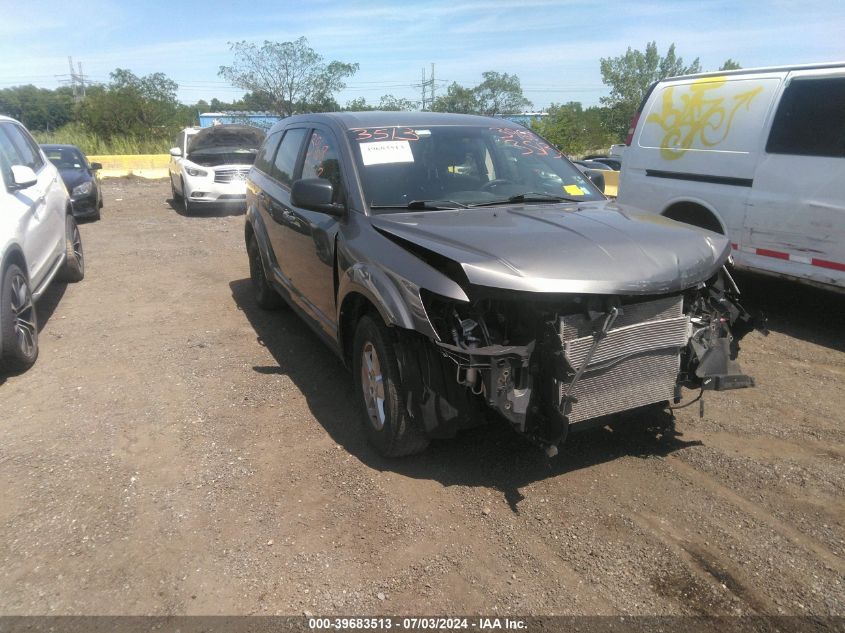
[247,234,281,309]
[353,315,429,457]
[0,264,38,373]
[57,215,84,282]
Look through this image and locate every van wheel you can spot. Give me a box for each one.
[247,235,281,309]
[663,204,724,234]
[57,216,84,282]
[353,315,429,457]
[0,264,38,373]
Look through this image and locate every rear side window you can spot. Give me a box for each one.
[253,130,282,174]
[271,128,307,187]
[0,124,24,185]
[766,77,845,158]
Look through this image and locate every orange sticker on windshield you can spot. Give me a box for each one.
[564,184,585,196]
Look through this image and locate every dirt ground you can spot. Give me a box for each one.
[1,177,843,617]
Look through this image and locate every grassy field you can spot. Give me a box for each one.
[33,123,171,155]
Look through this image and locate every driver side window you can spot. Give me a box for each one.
[301,129,344,203]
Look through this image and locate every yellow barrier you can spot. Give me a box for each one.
[87,154,169,179]
[593,168,618,198]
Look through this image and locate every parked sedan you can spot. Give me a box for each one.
[41,144,103,221]
[245,112,759,457]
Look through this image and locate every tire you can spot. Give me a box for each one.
[181,179,193,214]
[247,234,281,309]
[170,175,182,202]
[352,315,430,457]
[0,264,38,373]
[57,215,84,282]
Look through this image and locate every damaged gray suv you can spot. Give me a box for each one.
[245,112,759,457]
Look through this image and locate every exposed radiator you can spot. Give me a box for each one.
[214,168,250,184]
[558,295,688,424]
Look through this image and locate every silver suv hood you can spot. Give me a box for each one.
[371,201,730,295]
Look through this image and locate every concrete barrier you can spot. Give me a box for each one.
[88,154,169,179]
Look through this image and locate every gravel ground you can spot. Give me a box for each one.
[0,178,842,617]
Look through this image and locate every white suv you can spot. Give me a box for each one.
[168,124,265,214]
[0,115,84,373]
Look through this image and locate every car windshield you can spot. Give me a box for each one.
[44,147,85,170]
[347,125,604,211]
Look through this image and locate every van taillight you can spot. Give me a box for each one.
[625,111,641,146]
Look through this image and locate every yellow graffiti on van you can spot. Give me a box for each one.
[646,76,763,160]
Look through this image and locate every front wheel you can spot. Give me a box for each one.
[352,315,429,457]
[170,175,182,202]
[181,179,194,214]
[0,264,38,373]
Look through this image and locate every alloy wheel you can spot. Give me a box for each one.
[360,341,386,430]
[10,273,36,358]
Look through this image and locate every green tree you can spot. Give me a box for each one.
[377,94,416,111]
[720,58,742,71]
[431,82,479,113]
[77,69,187,141]
[473,71,532,116]
[344,97,374,111]
[532,102,615,155]
[0,85,74,131]
[599,42,702,139]
[218,37,359,116]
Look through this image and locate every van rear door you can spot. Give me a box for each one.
[744,71,845,290]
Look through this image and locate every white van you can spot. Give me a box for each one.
[617,62,845,293]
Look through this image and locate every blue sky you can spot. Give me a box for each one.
[1,0,843,110]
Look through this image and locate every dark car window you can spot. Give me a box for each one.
[766,77,845,158]
[2,124,44,171]
[44,147,85,170]
[253,130,283,175]
[301,129,344,203]
[347,125,603,210]
[271,128,307,187]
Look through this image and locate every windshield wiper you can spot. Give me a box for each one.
[370,199,469,210]
[471,192,581,206]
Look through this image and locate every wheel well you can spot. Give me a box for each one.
[663,202,724,234]
[2,247,27,278]
[339,292,379,366]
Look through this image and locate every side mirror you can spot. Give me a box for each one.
[9,165,37,190]
[169,147,182,157]
[291,178,345,217]
[90,162,103,171]
[585,169,605,193]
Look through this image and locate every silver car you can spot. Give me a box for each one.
[0,115,84,373]
[245,112,761,457]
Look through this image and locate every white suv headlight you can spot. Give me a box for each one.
[186,166,208,177]
[72,181,93,196]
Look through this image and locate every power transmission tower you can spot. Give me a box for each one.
[418,63,436,110]
[57,56,89,102]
